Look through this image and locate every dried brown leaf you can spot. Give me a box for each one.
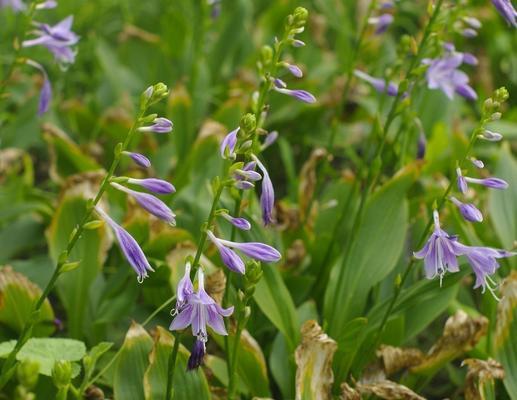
[377,345,425,376]
[494,271,517,349]
[298,148,328,222]
[295,320,337,400]
[463,358,505,400]
[340,382,361,400]
[356,379,426,400]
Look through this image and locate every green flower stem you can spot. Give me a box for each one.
[165,332,181,400]
[0,106,148,390]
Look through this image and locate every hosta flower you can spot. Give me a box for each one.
[252,154,275,225]
[414,210,463,283]
[263,130,278,149]
[491,0,517,27]
[220,127,239,159]
[423,54,477,100]
[25,59,51,115]
[479,129,503,142]
[284,63,303,78]
[456,168,468,194]
[354,70,398,97]
[174,263,194,312]
[138,117,173,133]
[122,151,151,168]
[450,197,483,222]
[111,182,176,225]
[463,16,482,30]
[470,158,484,169]
[273,78,316,104]
[207,231,281,274]
[221,213,251,231]
[169,268,234,369]
[126,178,175,194]
[94,206,153,283]
[23,16,79,65]
[464,176,509,190]
[368,13,394,34]
[0,0,25,11]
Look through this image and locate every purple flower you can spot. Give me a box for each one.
[126,178,175,194]
[207,231,245,273]
[138,117,173,133]
[252,155,275,225]
[417,132,427,160]
[479,129,503,142]
[175,263,194,312]
[285,63,303,78]
[95,206,154,283]
[463,17,482,29]
[272,78,316,104]
[23,16,79,65]
[234,181,255,190]
[221,213,251,231]
[470,158,484,169]
[464,176,509,190]
[234,169,261,182]
[414,210,463,283]
[25,59,52,115]
[111,182,176,225]
[188,339,206,370]
[450,197,483,222]
[457,244,515,295]
[462,28,478,38]
[368,13,394,34]
[456,168,468,194]
[220,127,239,159]
[122,151,151,168]
[0,0,25,11]
[169,268,233,343]
[424,54,477,100]
[354,70,398,97]
[462,53,479,66]
[263,130,278,149]
[491,0,517,27]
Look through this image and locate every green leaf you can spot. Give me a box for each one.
[0,266,55,336]
[114,322,154,400]
[46,177,110,338]
[143,326,211,400]
[324,165,416,338]
[488,143,517,250]
[0,338,86,377]
[254,264,299,350]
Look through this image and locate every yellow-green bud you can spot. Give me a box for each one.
[261,45,273,65]
[52,360,72,388]
[17,360,40,390]
[240,113,257,134]
[293,7,308,25]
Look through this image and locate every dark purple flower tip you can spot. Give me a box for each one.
[456,168,468,194]
[455,84,478,101]
[187,339,206,370]
[252,155,275,225]
[111,182,176,225]
[222,213,252,231]
[220,127,239,159]
[491,0,517,27]
[285,63,303,78]
[470,158,484,169]
[450,197,483,222]
[123,151,151,168]
[417,132,427,160]
[369,13,394,34]
[138,117,173,133]
[127,178,176,194]
[95,206,154,282]
[465,177,509,190]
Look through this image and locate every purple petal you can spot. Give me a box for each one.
[225,241,281,263]
[123,151,151,168]
[187,339,206,370]
[170,305,194,331]
[253,155,275,225]
[127,178,175,194]
[220,127,239,159]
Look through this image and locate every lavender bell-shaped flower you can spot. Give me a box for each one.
[94,206,154,283]
[252,154,275,225]
[272,78,316,104]
[126,178,175,194]
[424,54,477,100]
[450,196,483,222]
[22,16,79,65]
[169,269,234,369]
[220,127,239,159]
[25,60,52,115]
[491,0,517,27]
[138,117,173,133]
[354,70,398,97]
[221,213,252,231]
[464,176,509,190]
[122,151,151,168]
[111,182,176,225]
[414,210,463,284]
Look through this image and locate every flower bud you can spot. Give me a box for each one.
[293,7,309,26]
[240,113,257,134]
[17,360,40,390]
[52,361,73,388]
[260,45,273,65]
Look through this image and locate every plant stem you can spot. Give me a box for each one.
[0,106,147,390]
[165,332,181,400]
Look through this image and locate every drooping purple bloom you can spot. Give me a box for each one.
[470,158,484,169]
[126,178,175,194]
[122,151,151,168]
[450,196,483,222]
[169,268,233,346]
[25,59,52,115]
[464,176,509,190]
[285,63,303,78]
[263,130,278,149]
[491,0,517,27]
[354,70,398,97]
[480,129,503,142]
[221,213,252,231]
[210,231,281,263]
[188,339,206,370]
[456,168,468,194]
[220,127,239,159]
[0,0,25,11]
[272,78,316,104]
[111,182,176,225]
[423,54,477,100]
[23,16,79,65]
[368,13,394,34]
[95,206,154,282]
[207,231,245,273]
[138,117,173,133]
[413,210,463,283]
[175,263,194,312]
[252,154,275,225]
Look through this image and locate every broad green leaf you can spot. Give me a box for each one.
[0,266,55,337]
[324,165,416,338]
[204,355,247,393]
[46,175,111,338]
[254,264,299,350]
[0,338,85,377]
[114,322,154,400]
[488,143,517,250]
[143,326,211,400]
